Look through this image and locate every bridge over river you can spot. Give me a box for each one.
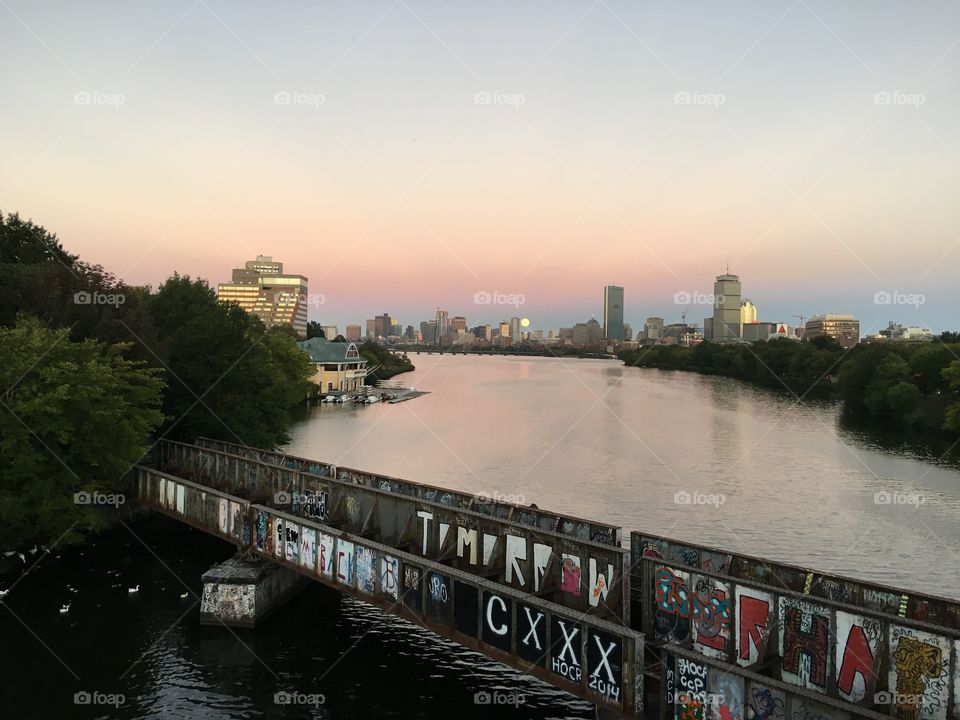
[137,438,960,720]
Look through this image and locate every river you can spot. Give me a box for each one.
[3,354,958,718]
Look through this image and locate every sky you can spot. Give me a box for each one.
[1,0,958,335]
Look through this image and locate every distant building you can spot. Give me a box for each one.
[404,325,416,340]
[623,323,633,342]
[365,319,376,339]
[217,255,308,337]
[320,324,338,339]
[603,285,625,341]
[298,338,367,394]
[805,314,860,348]
[740,299,757,337]
[451,316,467,334]
[510,317,521,339]
[644,317,664,341]
[373,313,392,339]
[572,318,603,346]
[420,320,436,344]
[711,272,742,342]
[435,309,449,344]
[877,322,933,341]
[499,321,511,338]
[345,324,362,340]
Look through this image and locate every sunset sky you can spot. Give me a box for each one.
[2,1,958,333]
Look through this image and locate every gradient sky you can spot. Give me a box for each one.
[2,1,958,334]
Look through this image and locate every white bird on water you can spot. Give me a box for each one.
[59,603,70,614]
[179,592,189,599]
[0,589,9,599]
[128,585,140,595]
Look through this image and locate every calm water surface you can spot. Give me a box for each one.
[3,355,958,719]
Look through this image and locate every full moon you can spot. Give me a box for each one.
[521,318,530,328]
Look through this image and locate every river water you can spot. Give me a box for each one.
[3,355,959,719]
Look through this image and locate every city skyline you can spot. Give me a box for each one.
[2,2,957,334]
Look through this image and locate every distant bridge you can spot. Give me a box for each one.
[136,438,960,720]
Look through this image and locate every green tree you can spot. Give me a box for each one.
[0,316,165,549]
[943,360,960,432]
[306,321,325,339]
[863,354,917,417]
[147,275,313,447]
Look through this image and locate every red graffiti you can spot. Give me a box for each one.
[836,624,876,697]
[782,607,829,688]
[738,595,770,662]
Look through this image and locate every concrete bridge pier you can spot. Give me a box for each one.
[200,555,308,628]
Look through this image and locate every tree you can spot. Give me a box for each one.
[306,321,325,339]
[147,275,313,447]
[863,354,918,417]
[0,316,165,549]
[943,360,960,432]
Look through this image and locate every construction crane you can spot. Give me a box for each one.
[793,315,805,338]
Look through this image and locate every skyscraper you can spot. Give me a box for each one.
[603,285,625,341]
[435,309,449,344]
[711,272,742,342]
[510,317,521,339]
[217,255,308,338]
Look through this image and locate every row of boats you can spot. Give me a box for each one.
[322,393,383,404]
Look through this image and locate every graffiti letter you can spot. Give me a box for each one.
[456,527,478,565]
[486,595,508,636]
[417,510,433,555]
[521,607,544,651]
[782,607,829,689]
[738,594,770,664]
[836,624,875,698]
